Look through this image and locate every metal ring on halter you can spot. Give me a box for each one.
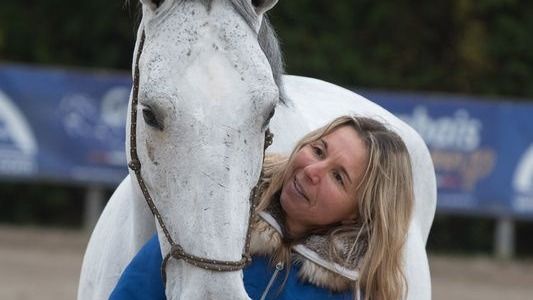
[128,30,275,285]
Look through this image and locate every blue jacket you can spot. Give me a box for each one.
[110,234,353,300]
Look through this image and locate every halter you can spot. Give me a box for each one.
[128,31,274,283]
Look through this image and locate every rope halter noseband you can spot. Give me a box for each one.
[128,31,274,284]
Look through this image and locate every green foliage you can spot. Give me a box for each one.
[269,0,533,99]
[428,215,495,254]
[0,0,138,69]
[0,183,85,227]
[516,221,533,257]
[428,216,533,256]
[1,1,532,99]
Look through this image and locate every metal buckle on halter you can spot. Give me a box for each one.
[128,160,141,171]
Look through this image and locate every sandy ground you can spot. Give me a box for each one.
[0,225,532,300]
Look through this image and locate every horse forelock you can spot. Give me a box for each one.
[128,0,287,105]
[228,0,287,105]
[257,16,287,105]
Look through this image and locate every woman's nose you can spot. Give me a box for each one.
[303,162,325,184]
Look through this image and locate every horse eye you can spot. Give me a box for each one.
[142,108,163,130]
[262,107,276,130]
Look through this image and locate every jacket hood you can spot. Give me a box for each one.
[249,200,367,292]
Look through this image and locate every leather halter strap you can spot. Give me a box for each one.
[128,31,274,283]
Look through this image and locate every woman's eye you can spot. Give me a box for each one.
[312,145,324,157]
[333,171,344,186]
[142,108,163,130]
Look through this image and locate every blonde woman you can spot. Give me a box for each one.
[111,116,414,300]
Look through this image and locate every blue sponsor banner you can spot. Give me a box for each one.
[359,90,533,218]
[1,63,533,218]
[0,64,131,185]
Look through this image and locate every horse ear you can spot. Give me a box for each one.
[140,0,165,11]
[251,0,279,16]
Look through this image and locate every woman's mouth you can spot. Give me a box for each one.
[293,177,309,202]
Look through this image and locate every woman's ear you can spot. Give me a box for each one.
[251,0,279,16]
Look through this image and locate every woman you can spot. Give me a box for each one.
[110,116,414,300]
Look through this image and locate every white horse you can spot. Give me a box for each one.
[78,1,436,300]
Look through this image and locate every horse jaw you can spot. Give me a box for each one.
[129,1,277,299]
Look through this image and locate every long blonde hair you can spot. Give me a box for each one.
[257,116,414,300]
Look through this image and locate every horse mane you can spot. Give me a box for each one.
[127,0,288,105]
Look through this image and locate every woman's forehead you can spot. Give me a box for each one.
[323,126,368,180]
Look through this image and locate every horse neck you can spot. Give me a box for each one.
[126,174,157,250]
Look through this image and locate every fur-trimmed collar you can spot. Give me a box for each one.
[249,206,364,292]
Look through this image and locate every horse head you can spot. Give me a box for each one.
[127,0,281,299]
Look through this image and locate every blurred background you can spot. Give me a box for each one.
[1,1,532,299]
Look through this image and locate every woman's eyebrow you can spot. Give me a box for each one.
[321,138,328,150]
[342,167,353,184]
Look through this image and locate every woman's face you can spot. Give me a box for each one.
[280,125,369,237]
